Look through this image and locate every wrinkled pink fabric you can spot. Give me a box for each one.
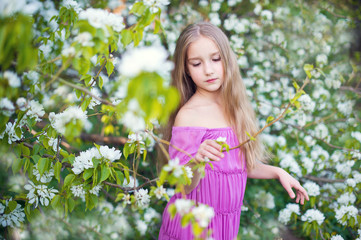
[158,126,247,240]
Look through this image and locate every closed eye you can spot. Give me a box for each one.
[192,63,201,67]
[213,57,221,62]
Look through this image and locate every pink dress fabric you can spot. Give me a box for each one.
[158,126,248,240]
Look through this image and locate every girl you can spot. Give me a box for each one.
[158,22,309,240]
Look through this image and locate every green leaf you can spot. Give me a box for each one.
[83,168,93,180]
[266,116,274,124]
[121,29,132,47]
[168,204,177,219]
[303,64,313,78]
[130,2,146,15]
[154,19,161,34]
[51,195,62,210]
[37,158,50,176]
[123,144,130,159]
[124,167,130,184]
[68,198,75,212]
[192,222,203,237]
[100,165,110,182]
[8,201,17,212]
[14,145,21,158]
[24,158,30,172]
[246,131,256,141]
[105,60,114,77]
[292,81,300,90]
[181,213,192,227]
[63,174,76,188]
[98,76,103,89]
[12,157,23,174]
[115,170,124,185]
[54,161,62,182]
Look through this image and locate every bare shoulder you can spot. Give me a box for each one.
[173,105,199,127]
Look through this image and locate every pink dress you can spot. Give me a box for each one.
[158,126,248,240]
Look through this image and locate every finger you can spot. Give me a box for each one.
[206,140,222,151]
[298,191,305,205]
[295,185,309,201]
[284,184,296,199]
[203,145,224,158]
[295,192,300,204]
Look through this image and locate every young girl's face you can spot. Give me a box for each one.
[186,36,224,94]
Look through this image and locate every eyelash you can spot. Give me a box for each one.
[191,57,221,67]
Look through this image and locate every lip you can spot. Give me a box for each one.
[206,78,217,83]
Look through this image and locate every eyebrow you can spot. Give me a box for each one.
[187,52,220,61]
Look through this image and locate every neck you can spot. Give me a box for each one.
[194,88,223,105]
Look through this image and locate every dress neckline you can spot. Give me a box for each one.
[172,126,232,131]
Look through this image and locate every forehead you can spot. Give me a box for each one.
[187,36,220,59]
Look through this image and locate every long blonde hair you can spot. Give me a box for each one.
[165,22,268,171]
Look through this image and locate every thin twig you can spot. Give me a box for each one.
[45,59,71,89]
[103,178,158,192]
[230,77,310,150]
[304,175,345,183]
[58,78,113,105]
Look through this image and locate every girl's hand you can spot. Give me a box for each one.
[278,169,309,205]
[194,139,224,163]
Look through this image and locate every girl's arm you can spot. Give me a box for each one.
[248,162,309,204]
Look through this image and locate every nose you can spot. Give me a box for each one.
[203,60,214,76]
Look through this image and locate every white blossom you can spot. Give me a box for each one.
[301,209,325,225]
[71,184,86,200]
[316,54,328,67]
[337,100,354,116]
[174,199,193,216]
[121,99,146,132]
[61,46,76,57]
[255,190,275,209]
[303,181,320,197]
[49,106,87,135]
[298,94,315,112]
[192,204,215,228]
[27,100,45,122]
[337,192,356,206]
[89,184,102,196]
[0,121,22,144]
[135,219,147,235]
[314,124,329,140]
[335,205,358,226]
[0,200,25,227]
[33,164,54,183]
[216,137,226,142]
[163,157,183,177]
[72,147,100,174]
[74,32,94,47]
[122,194,131,204]
[351,132,361,142]
[142,0,170,14]
[154,185,166,199]
[184,166,193,179]
[336,161,354,177]
[134,188,150,208]
[78,8,125,33]
[119,45,171,77]
[99,145,122,162]
[4,71,20,88]
[144,207,160,223]
[345,178,356,187]
[62,0,81,13]
[0,97,15,116]
[278,203,300,224]
[25,181,58,208]
[330,235,344,240]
